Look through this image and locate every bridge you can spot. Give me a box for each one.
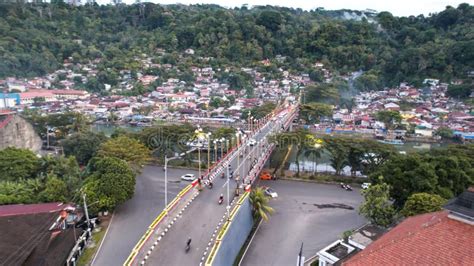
[122,100,298,266]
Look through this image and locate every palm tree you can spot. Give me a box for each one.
[249,187,274,221]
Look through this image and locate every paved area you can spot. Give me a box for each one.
[241,180,366,266]
[92,166,198,266]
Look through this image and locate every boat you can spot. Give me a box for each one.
[377,139,404,145]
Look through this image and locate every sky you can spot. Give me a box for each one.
[101,0,474,17]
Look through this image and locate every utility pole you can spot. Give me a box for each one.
[226,162,230,220]
[297,242,304,266]
[82,193,90,228]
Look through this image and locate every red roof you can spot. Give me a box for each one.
[0,202,70,217]
[343,211,474,266]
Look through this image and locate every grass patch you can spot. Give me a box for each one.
[77,227,107,266]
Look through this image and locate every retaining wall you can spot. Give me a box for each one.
[208,195,253,266]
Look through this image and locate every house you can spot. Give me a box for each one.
[343,188,474,265]
[0,202,83,265]
[316,224,384,266]
[384,102,400,111]
[20,91,56,104]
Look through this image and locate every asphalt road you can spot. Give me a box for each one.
[146,108,294,265]
[241,180,366,266]
[92,166,198,266]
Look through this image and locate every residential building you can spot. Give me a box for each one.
[0,202,83,265]
[343,188,474,265]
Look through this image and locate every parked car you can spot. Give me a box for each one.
[181,174,195,181]
[260,171,272,180]
[361,182,371,189]
[264,187,278,198]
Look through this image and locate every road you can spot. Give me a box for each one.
[241,180,366,266]
[92,166,198,266]
[146,105,296,265]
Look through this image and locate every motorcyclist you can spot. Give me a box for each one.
[208,181,213,189]
[219,194,224,202]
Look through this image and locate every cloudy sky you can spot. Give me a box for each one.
[101,0,474,16]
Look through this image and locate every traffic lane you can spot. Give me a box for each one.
[242,180,366,266]
[92,166,197,266]
[147,163,240,265]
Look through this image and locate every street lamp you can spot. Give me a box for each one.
[235,131,242,182]
[213,140,218,162]
[195,127,205,179]
[207,132,212,174]
[220,138,225,157]
[164,151,188,213]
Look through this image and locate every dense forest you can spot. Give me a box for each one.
[0,2,473,86]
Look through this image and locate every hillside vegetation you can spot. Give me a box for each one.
[0,2,473,86]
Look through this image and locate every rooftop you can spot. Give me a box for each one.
[0,202,70,217]
[343,210,474,265]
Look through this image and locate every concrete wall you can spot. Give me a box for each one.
[0,115,42,152]
[212,197,254,266]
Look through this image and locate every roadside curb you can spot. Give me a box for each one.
[279,177,362,186]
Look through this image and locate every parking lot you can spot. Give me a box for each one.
[241,180,366,266]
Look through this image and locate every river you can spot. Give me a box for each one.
[287,141,448,177]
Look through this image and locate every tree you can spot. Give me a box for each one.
[299,103,332,124]
[371,154,439,208]
[241,102,276,120]
[375,110,402,130]
[323,137,349,176]
[97,136,150,171]
[435,127,454,140]
[62,131,108,165]
[82,157,136,213]
[39,175,68,202]
[305,84,339,104]
[39,155,82,197]
[271,130,320,176]
[446,84,472,99]
[0,148,40,181]
[401,193,446,217]
[359,179,396,227]
[249,187,274,221]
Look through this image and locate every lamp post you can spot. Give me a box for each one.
[207,132,212,174]
[220,138,225,157]
[236,131,242,181]
[213,140,218,162]
[195,127,204,179]
[226,162,230,219]
[164,151,187,213]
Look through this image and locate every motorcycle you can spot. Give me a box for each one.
[185,238,191,252]
[221,172,225,179]
[218,195,224,205]
[207,182,213,189]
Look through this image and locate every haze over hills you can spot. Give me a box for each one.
[0,2,472,87]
